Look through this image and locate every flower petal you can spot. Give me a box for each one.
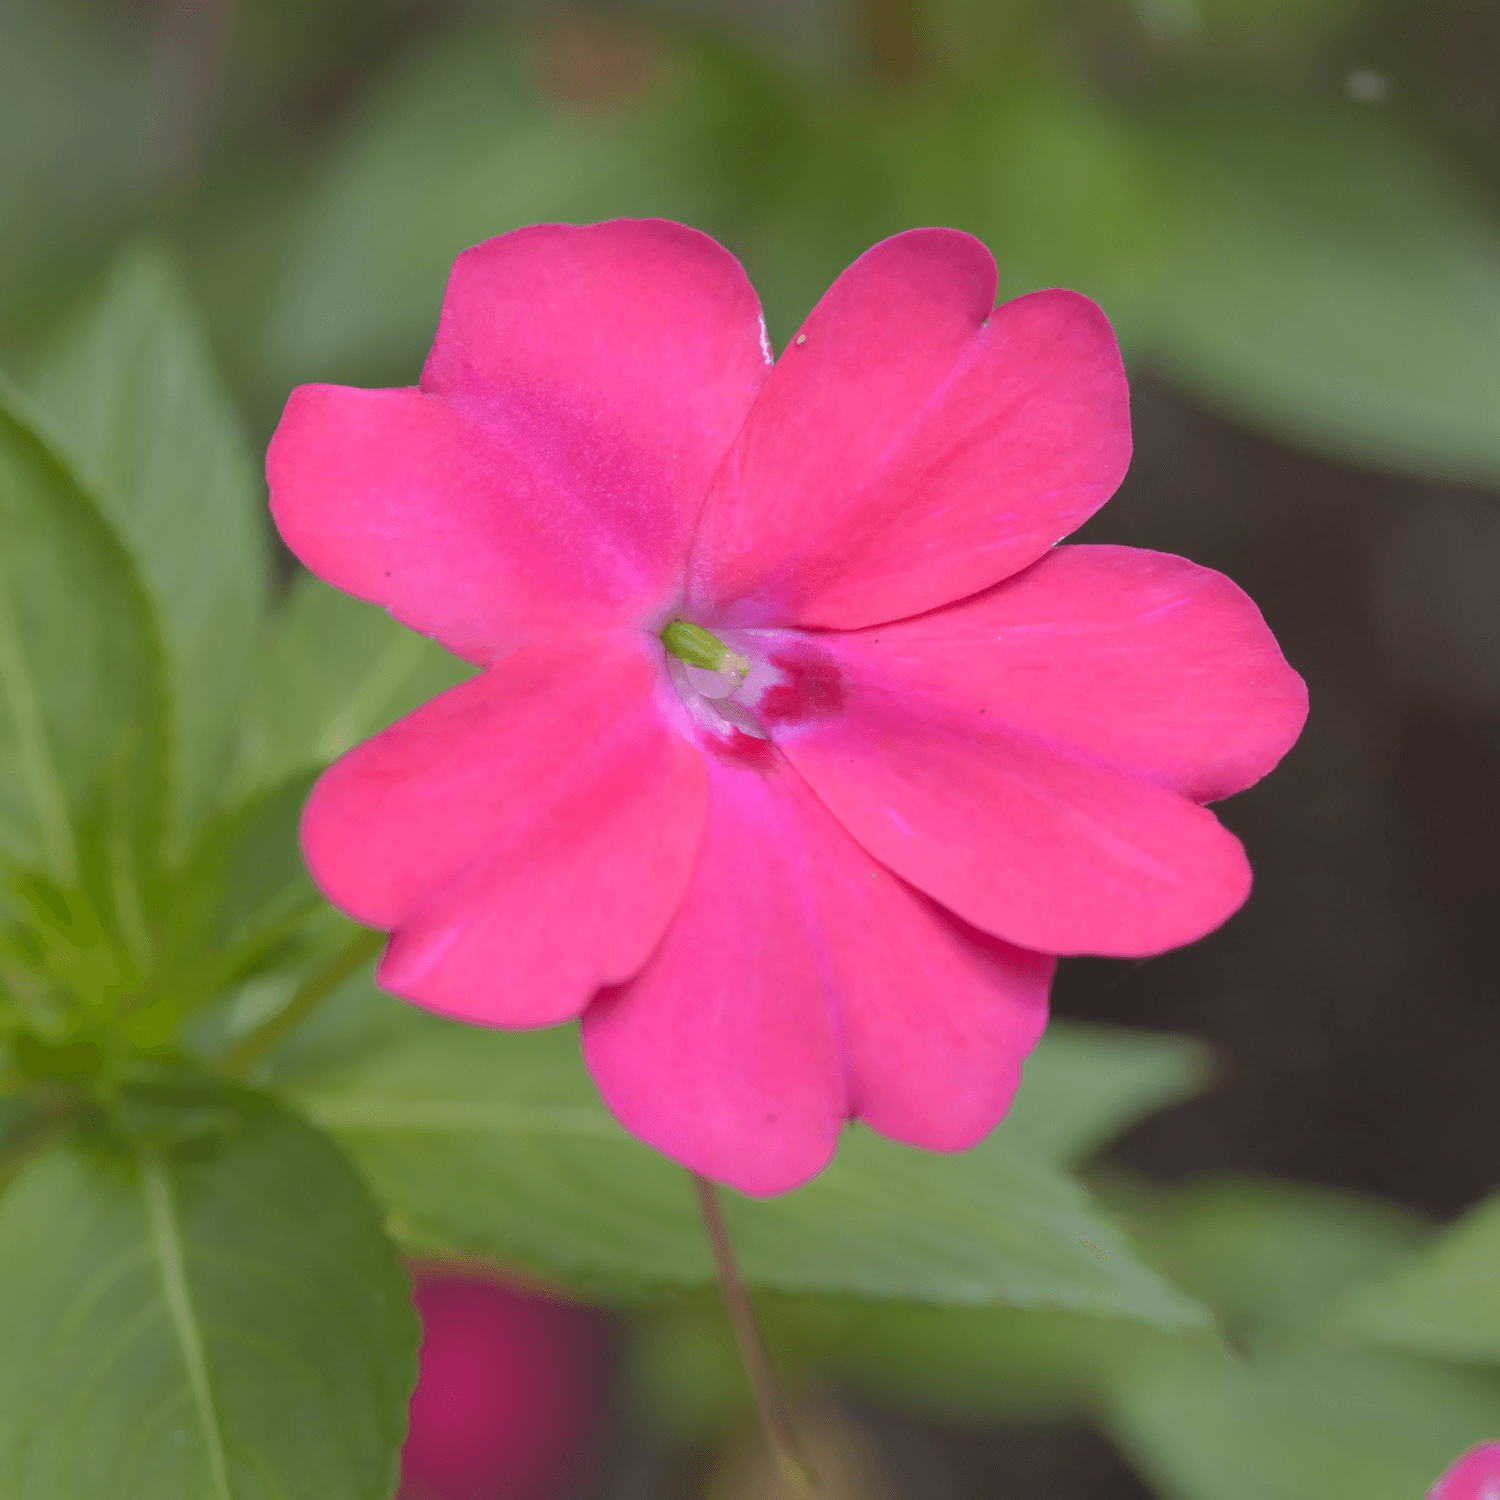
[270,219,771,659]
[581,743,1054,1196]
[686,228,1130,630]
[269,387,622,661]
[763,631,1257,959]
[810,545,1308,805]
[301,634,706,1026]
[1429,1442,1500,1499]
[841,903,1052,1160]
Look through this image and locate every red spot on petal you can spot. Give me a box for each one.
[704,728,778,770]
[759,644,848,727]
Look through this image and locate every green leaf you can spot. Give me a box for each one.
[27,244,269,853]
[692,66,900,352]
[274,977,1206,1326]
[873,76,1161,353]
[261,18,718,388]
[628,1300,754,1441]
[1087,1172,1500,1497]
[0,0,153,330]
[1140,92,1500,485]
[140,772,325,1032]
[758,1174,1440,1431]
[1003,1021,1208,1166]
[734,1127,1201,1322]
[1098,1171,1429,1352]
[236,573,476,795]
[0,385,165,899]
[1108,1343,1500,1500]
[969,80,1160,350]
[1339,1189,1500,1365]
[0,1104,418,1500]
[762,1295,1193,1424]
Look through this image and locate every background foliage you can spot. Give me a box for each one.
[0,1,1496,1496]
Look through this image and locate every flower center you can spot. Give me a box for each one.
[659,619,770,740]
[660,621,749,687]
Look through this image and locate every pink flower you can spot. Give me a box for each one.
[400,1267,612,1500]
[268,220,1306,1196]
[1430,1442,1500,1500]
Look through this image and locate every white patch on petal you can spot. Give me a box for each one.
[665,654,770,739]
[758,311,774,367]
[714,696,770,739]
[684,661,742,700]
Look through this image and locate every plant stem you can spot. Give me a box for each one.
[693,1173,818,1494]
[219,927,385,1080]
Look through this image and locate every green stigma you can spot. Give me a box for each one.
[661,620,749,679]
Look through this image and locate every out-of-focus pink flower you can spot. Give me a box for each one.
[1430,1442,1500,1499]
[400,1267,613,1500]
[268,220,1306,1195]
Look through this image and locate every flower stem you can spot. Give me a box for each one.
[692,1173,818,1494]
[219,927,385,1079]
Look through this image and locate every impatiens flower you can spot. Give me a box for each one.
[401,1266,612,1500]
[268,220,1306,1196]
[1430,1442,1500,1500]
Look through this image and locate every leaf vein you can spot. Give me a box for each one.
[142,1156,233,1500]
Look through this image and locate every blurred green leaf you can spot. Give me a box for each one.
[1192,0,1363,51]
[0,0,154,334]
[236,573,475,795]
[884,75,1160,351]
[766,1295,1189,1423]
[1101,1169,1500,1496]
[711,69,1161,353]
[1339,1189,1500,1365]
[0,1081,83,1189]
[1099,1171,1429,1351]
[272,976,1206,1325]
[692,61,896,351]
[974,79,1159,347]
[26,245,269,855]
[1004,1021,1208,1166]
[0,385,165,916]
[209,773,320,942]
[1140,93,1500,485]
[628,1300,752,1441]
[1127,0,1363,54]
[0,1104,418,1500]
[140,771,324,1030]
[1109,1343,1500,1500]
[261,17,718,388]
[759,1172,1440,1430]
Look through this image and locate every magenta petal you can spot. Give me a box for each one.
[268,386,630,661]
[686,229,1130,630]
[774,667,1254,960]
[301,635,706,1027]
[824,545,1308,805]
[581,747,1053,1196]
[425,219,770,605]
[841,907,1052,1157]
[1429,1442,1500,1499]
[270,219,771,658]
